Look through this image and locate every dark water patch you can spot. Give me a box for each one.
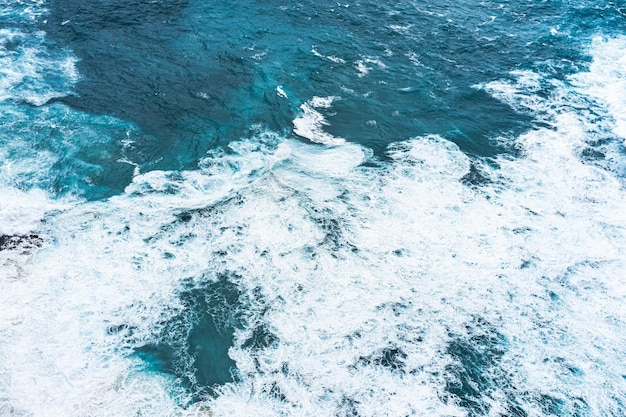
[355,346,407,373]
[45,0,255,171]
[564,3,626,36]
[106,323,137,339]
[241,324,279,351]
[133,274,242,401]
[316,78,529,160]
[580,137,626,177]
[175,211,193,224]
[42,0,594,167]
[303,204,359,254]
[337,396,361,417]
[581,146,607,162]
[461,161,493,188]
[140,195,246,248]
[373,347,407,372]
[376,301,410,317]
[543,357,584,378]
[536,394,590,417]
[443,316,595,416]
[548,291,561,303]
[445,340,499,415]
[261,382,287,402]
[443,316,523,417]
[49,153,136,200]
[277,0,576,157]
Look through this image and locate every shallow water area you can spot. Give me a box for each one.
[1,1,626,417]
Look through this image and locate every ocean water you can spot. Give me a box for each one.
[1,0,625,416]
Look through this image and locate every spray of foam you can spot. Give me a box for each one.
[293,96,346,145]
[355,56,387,77]
[0,38,625,417]
[311,47,347,64]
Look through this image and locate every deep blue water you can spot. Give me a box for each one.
[1,1,626,416]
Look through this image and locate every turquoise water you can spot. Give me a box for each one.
[1,1,625,416]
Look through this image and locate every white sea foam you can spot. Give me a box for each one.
[293,96,346,145]
[1,37,626,417]
[0,188,54,236]
[276,85,288,99]
[0,28,78,106]
[355,57,387,77]
[0,0,78,107]
[311,47,347,64]
[570,36,626,141]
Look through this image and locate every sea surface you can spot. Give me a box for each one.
[1,1,625,416]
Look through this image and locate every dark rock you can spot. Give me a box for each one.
[0,234,43,251]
